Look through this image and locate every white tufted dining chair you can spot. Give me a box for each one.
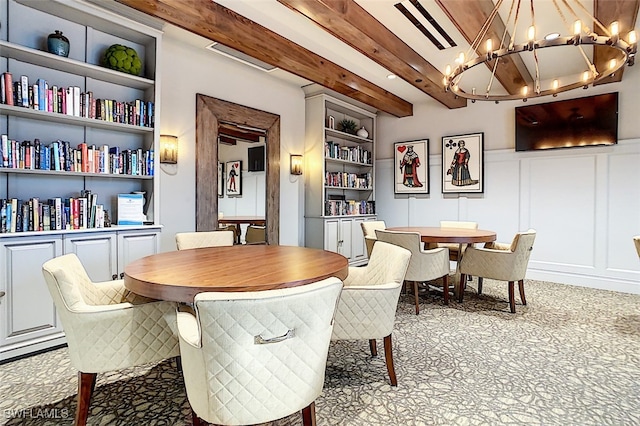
[41,253,180,426]
[376,229,450,313]
[634,235,640,257]
[175,230,234,249]
[331,241,411,386]
[360,220,386,259]
[459,229,537,313]
[438,220,478,261]
[177,277,343,426]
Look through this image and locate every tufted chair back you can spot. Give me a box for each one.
[375,229,450,312]
[42,253,180,425]
[331,241,411,386]
[634,235,640,257]
[360,220,386,258]
[459,229,537,313]
[177,277,343,426]
[175,230,234,249]
[245,225,267,244]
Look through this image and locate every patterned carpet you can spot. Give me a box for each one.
[2,279,639,426]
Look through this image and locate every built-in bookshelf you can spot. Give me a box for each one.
[0,0,163,361]
[304,91,377,265]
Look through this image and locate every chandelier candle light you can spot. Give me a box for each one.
[443,0,637,102]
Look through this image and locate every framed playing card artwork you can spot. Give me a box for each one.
[442,132,484,194]
[225,160,242,196]
[394,140,429,194]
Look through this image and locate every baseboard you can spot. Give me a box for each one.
[527,269,640,295]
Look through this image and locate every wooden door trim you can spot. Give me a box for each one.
[196,94,280,245]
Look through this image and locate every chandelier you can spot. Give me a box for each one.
[443,0,637,102]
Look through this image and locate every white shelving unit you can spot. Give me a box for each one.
[0,0,163,361]
[304,93,377,266]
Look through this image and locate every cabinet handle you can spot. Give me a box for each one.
[120,272,125,279]
[0,291,5,298]
[112,274,118,280]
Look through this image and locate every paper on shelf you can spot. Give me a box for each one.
[117,193,146,225]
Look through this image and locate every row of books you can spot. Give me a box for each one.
[325,200,375,216]
[325,172,372,189]
[1,191,106,233]
[325,141,372,164]
[0,72,154,127]
[1,135,154,176]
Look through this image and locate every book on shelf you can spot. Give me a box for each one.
[3,73,14,106]
[20,75,29,108]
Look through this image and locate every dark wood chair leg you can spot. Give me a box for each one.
[383,334,397,386]
[477,277,484,294]
[413,281,420,315]
[458,274,466,303]
[75,372,96,426]
[442,274,449,305]
[192,409,206,426]
[508,281,516,313]
[518,279,527,305]
[175,355,183,373]
[301,401,317,426]
[369,339,377,357]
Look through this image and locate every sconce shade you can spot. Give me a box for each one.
[290,154,303,175]
[160,135,178,164]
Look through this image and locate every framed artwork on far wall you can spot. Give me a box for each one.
[442,132,484,194]
[394,139,429,194]
[226,160,242,196]
[217,162,224,197]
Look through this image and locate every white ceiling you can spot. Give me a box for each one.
[168,0,633,107]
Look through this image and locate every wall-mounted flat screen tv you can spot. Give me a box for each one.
[515,92,618,151]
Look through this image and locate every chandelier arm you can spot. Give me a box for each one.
[499,0,518,50]
[510,0,524,49]
[565,0,610,36]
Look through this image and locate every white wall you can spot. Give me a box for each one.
[158,25,305,252]
[375,71,640,294]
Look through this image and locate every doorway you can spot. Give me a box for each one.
[195,94,280,244]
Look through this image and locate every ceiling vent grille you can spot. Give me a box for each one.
[206,42,278,72]
[395,0,456,50]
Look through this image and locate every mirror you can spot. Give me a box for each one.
[196,94,280,244]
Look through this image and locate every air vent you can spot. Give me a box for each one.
[206,42,278,72]
[395,0,456,50]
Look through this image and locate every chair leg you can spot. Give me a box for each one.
[442,274,450,305]
[175,355,182,373]
[192,409,206,426]
[383,334,397,387]
[458,274,466,303]
[508,281,516,313]
[369,339,378,357]
[518,279,527,305]
[301,401,317,426]
[75,372,96,426]
[477,277,484,294]
[413,281,420,315]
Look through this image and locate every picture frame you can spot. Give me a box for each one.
[225,160,242,196]
[442,132,484,194]
[394,139,429,194]
[217,162,224,197]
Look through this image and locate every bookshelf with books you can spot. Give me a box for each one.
[0,0,163,360]
[304,91,377,266]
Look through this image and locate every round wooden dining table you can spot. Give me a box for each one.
[124,245,349,303]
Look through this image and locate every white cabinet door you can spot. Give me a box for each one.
[324,219,340,254]
[0,236,64,360]
[64,233,118,282]
[117,230,160,278]
[351,217,367,264]
[339,218,354,260]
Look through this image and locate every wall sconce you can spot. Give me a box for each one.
[160,134,178,164]
[290,154,303,175]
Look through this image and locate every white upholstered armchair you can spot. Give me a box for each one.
[459,229,537,313]
[331,241,411,386]
[360,220,386,259]
[376,229,450,313]
[177,277,343,426]
[41,253,180,426]
[634,235,640,257]
[175,230,234,249]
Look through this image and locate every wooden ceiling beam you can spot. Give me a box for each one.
[593,0,639,85]
[435,0,533,94]
[277,0,466,109]
[115,0,413,117]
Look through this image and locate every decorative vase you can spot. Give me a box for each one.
[356,127,369,138]
[47,30,70,57]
